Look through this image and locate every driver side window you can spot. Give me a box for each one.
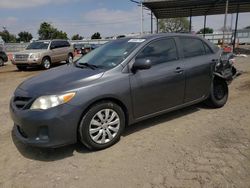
[136,38,178,66]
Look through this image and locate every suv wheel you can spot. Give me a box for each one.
[17,65,27,71]
[79,101,125,150]
[0,58,4,66]
[41,57,51,70]
[66,54,73,64]
[205,78,228,108]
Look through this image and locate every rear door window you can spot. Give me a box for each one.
[180,38,205,58]
[136,38,178,66]
[203,42,213,54]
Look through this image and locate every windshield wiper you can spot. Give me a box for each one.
[78,62,99,70]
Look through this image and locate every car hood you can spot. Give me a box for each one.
[17,64,105,96]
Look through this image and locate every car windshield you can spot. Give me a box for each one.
[75,38,145,70]
[26,41,49,50]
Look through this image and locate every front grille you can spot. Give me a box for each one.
[13,96,32,110]
[14,54,29,61]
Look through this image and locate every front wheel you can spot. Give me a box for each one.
[79,101,125,150]
[41,57,51,70]
[205,78,228,108]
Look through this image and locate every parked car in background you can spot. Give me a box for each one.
[81,44,101,55]
[0,45,8,67]
[73,43,85,54]
[11,40,74,71]
[73,43,101,55]
[10,34,233,150]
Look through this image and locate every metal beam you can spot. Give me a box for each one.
[156,18,159,33]
[233,3,240,52]
[151,11,153,33]
[203,15,207,38]
[189,9,192,32]
[222,0,229,46]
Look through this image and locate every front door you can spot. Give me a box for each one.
[130,38,185,119]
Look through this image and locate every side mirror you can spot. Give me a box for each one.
[132,58,151,73]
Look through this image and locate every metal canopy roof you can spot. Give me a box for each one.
[143,0,250,18]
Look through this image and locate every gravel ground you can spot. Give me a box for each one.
[0,57,250,188]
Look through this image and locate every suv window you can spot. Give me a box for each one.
[61,41,70,47]
[51,41,69,49]
[180,38,205,58]
[136,38,178,66]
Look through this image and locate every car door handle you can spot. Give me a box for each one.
[175,67,184,74]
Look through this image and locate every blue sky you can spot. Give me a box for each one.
[0,0,250,39]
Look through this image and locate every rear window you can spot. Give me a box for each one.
[180,38,205,58]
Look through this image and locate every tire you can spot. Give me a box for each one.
[41,57,51,70]
[0,58,4,66]
[79,101,125,150]
[205,78,228,108]
[16,65,27,71]
[66,54,73,64]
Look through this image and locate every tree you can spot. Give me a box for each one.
[38,22,68,40]
[91,32,101,39]
[244,26,250,29]
[197,27,214,34]
[17,31,33,42]
[71,34,83,40]
[159,18,190,33]
[0,29,17,42]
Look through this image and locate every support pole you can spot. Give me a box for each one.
[233,3,239,53]
[203,15,207,38]
[151,11,153,34]
[222,0,229,46]
[156,18,159,33]
[189,9,192,32]
[141,1,143,35]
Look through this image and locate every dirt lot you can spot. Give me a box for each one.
[0,58,250,188]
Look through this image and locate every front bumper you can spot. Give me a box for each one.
[11,58,42,66]
[10,99,83,148]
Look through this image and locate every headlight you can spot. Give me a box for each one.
[29,53,41,59]
[30,92,75,110]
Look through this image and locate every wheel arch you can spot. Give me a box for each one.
[77,97,129,136]
[42,55,51,63]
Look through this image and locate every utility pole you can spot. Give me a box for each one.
[130,0,144,35]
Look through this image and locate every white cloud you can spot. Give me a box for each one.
[0,0,77,9]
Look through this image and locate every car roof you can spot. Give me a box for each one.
[127,33,203,40]
[34,39,68,42]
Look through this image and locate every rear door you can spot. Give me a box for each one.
[50,41,62,63]
[130,37,185,119]
[178,37,215,102]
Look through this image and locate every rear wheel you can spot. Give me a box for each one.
[16,65,27,71]
[205,78,228,108]
[0,58,4,66]
[41,57,51,70]
[79,101,125,150]
[66,54,73,64]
